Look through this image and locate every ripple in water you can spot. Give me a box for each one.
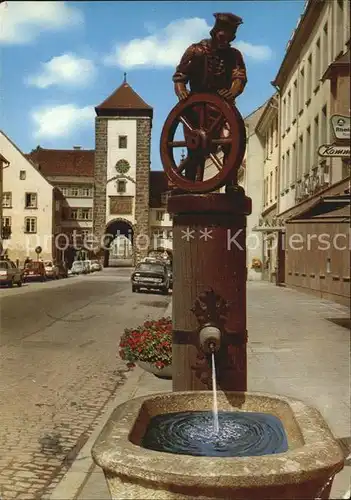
[142,411,288,457]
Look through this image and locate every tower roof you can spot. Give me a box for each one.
[95,79,153,118]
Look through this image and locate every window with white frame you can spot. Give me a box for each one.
[291,142,297,184]
[274,166,278,199]
[60,186,69,196]
[156,211,164,221]
[24,217,37,233]
[320,105,328,144]
[70,187,79,197]
[25,192,37,209]
[20,170,26,180]
[2,216,11,239]
[2,192,12,208]
[306,54,312,102]
[297,134,304,180]
[269,172,273,202]
[81,186,92,197]
[292,80,298,121]
[305,126,311,174]
[167,230,173,239]
[314,38,321,90]
[281,154,285,191]
[313,115,319,166]
[298,68,305,112]
[118,135,127,149]
[286,90,291,129]
[286,149,290,187]
[71,209,78,220]
[282,98,286,132]
[335,0,344,56]
[3,216,11,227]
[322,23,329,74]
[117,180,126,193]
[80,208,92,220]
[81,229,90,240]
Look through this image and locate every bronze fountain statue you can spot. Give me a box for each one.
[161,12,247,192]
[160,12,252,391]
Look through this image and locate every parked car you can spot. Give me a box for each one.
[82,260,92,273]
[0,259,23,287]
[131,261,170,294]
[91,260,102,272]
[44,261,59,279]
[166,262,173,289]
[57,262,68,278]
[71,261,85,275]
[23,261,46,282]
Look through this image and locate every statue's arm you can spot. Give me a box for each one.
[218,49,247,101]
[172,44,196,100]
[230,50,247,98]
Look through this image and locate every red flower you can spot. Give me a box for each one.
[118,316,172,369]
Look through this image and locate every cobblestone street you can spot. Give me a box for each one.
[0,269,171,499]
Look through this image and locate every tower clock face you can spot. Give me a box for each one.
[115,159,130,174]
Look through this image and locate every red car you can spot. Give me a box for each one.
[23,261,46,282]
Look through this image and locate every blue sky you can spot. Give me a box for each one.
[1,1,305,170]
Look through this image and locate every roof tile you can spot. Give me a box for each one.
[26,147,94,177]
[95,82,152,113]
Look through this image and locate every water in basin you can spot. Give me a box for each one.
[141,410,288,457]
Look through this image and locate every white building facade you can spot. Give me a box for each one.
[0,131,55,264]
[274,0,350,214]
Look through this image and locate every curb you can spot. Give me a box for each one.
[49,298,172,500]
[49,366,145,500]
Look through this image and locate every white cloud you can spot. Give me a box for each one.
[26,53,97,89]
[104,17,272,69]
[0,1,83,45]
[31,104,94,139]
[235,41,273,61]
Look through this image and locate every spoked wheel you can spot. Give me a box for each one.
[160,93,246,193]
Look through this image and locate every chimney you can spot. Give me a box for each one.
[73,146,82,150]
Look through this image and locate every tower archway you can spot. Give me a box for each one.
[103,218,134,267]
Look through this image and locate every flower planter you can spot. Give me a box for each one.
[119,317,172,378]
[137,361,172,379]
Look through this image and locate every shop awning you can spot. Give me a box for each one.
[287,194,350,221]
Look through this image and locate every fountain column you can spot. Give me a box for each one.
[168,188,252,392]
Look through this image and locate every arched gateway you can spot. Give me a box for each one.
[103,219,134,267]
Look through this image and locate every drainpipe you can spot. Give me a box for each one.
[270,83,283,285]
[271,83,282,215]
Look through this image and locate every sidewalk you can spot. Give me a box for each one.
[49,282,350,500]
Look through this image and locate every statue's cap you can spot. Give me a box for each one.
[212,13,243,32]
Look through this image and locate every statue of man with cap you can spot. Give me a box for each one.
[172,13,247,184]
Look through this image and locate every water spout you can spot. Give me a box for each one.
[199,325,221,354]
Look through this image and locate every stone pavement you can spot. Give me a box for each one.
[49,282,350,498]
[0,268,170,500]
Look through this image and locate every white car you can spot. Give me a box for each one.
[90,260,102,272]
[44,261,59,279]
[82,260,92,273]
[0,259,23,287]
[71,261,85,275]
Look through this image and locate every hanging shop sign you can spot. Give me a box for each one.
[330,115,350,140]
[318,143,350,158]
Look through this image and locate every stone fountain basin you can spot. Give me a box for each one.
[92,391,344,500]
